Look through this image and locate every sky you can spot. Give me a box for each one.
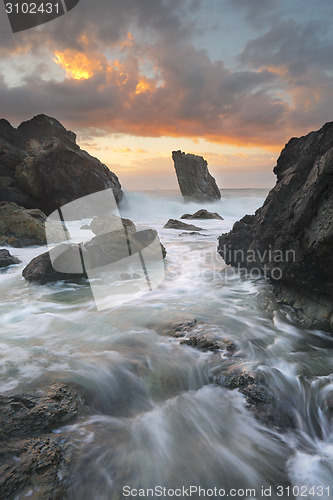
[1,0,333,190]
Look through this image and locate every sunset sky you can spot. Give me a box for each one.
[1,0,333,190]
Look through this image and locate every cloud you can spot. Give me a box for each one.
[239,17,333,130]
[1,0,332,149]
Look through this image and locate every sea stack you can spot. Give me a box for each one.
[218,122,333,332]
[172,150,221,202]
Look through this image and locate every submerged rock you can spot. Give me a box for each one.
[0,249,20,268]
[181,209,223,220]
[164,218,203,231]
[172,150,221,202]
[0,202,64,247]
[165,320,296,429]
[0,383,84,500]
[178,231,208,236]
[218,122,333,332]
[0,114,123,214]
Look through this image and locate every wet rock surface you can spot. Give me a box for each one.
[0,249,20,268]
[172,150,221,202]
[218,122,333,332]
[0,114,123,214]
[0,202,64,247]
[181,209,223,220]
[164,218,203,231]
[22,249,88,284]
[0,383,85,500]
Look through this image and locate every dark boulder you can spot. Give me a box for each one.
[218,122,333,331]
[0,202,64,247]
[22,223,166,284]
[0,114,123,214]
[22,248,87,284]
[181,209,223,220]
[164,219,203,231]
[0,249,20,268]
[172,150,221,202]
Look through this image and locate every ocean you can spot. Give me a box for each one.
[1,188,333,499]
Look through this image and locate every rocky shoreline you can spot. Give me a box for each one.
[218,122,333,332]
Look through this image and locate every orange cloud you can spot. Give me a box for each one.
[54,50,104,80]
[135,78,155,94]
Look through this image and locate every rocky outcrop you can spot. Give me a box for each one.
[218,122,333,332]
[181,209,223,220]
[0,202,64,247]
[164,219,203,231]
[0,114,123,214]
[23,220,166,284]
[172,150,221,202]
[0,383,84,500]
[22,249,85,284]
[0,249,20,268]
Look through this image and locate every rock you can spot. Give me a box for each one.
[218,122,333,332]
[23,228,166,284]
[163,219,203,231]
[80,224,91,230]
[84,228,167,267]
[90,214,136,235]
[163,319,198,337]
[179,232,208,236]
[0,249,20,268]
[181,209,223,220]
[0,202,64,247]
[0,383,84,500]
[172,150,221,202]
[22,248,87,284]
[0,114,123,214]
[180,333,236,353]
[0,383,83,441]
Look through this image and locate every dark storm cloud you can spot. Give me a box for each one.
[1,0,332,146]
[240,19,333,76]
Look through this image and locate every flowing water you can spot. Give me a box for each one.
[1,189,333,500]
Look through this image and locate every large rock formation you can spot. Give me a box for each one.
[172,150,221,202]
[218,122,333,332]
[0,114,123,214]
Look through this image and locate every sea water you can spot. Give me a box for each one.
[0,189,332,499]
